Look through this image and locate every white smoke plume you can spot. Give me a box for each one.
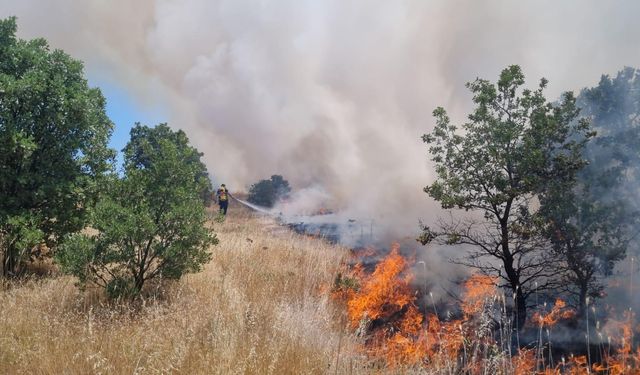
[274,186,332,217]
[3,0,640,238]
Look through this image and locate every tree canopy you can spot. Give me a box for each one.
[420,65,593,329]
[57,124,216,297]
[247,175,291,208]
[123,123,213,205]
[0,17,114,276]
[576,67,640,206]
[537,67,640,315]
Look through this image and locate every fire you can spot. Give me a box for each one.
[346,244,414,327]
[381,305,429,366]
[461,273,498,317]
[333,245,640,372]
[333,244,430,366]
[569,355,589,374]
[532,298,576,328]
[597,310,640,374]
[313,207,333,215]
[511,349,536,374]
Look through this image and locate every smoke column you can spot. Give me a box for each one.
[3,0,640,238]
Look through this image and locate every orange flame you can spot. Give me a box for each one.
[461,273,498,317]
[336,243,432,366]
[334,244,639,373]
[531,298,576,328]
[511,349,536,374]
[346,244,414,328]
[601,310,639,375]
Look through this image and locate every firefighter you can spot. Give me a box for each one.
[216,184,230,215]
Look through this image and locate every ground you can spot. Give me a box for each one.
[0,202,370,374]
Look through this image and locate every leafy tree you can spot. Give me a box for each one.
[56,125,216,297]
[538,181,631,317]
[123,123,213,206]
[419,65,593,329]
[577,67,640,189]
[247,175,291,208]
[539,67,640,315]
[0,17,114,276]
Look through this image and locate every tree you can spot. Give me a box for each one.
[577,67,640,204]
[538,67,640,316]
[56,125,216,297]
[123,123,213,206]
[0,17,114,276]
[419,65,593,329]
[247,175,291,208]
[538,180,630,317]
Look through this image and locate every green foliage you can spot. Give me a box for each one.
[0,17,114,276]
[537,67,640,314]
[247,175,291,208]
[422,65,593,329]
[538,181,631,314]
[56,125,217,297]
[123,123,213,205]
[577,67,640,206]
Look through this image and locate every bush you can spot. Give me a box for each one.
[0,17,114,276]
[56,125,217,297]
[247,175,291,208]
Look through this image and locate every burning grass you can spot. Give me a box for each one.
[2,203,638,374]
[333,244,640,373]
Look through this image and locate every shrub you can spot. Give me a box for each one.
[0,17,114,276]
[247,175,291,207]
[56,125,217,297]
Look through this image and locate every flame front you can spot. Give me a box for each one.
[333,244,640,373]
[532,298,576,328]
[346,244,414,327]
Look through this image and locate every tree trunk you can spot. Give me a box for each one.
[500,216,528,330]
[505,258,527,330]
[134,272,145,293]
[1,249,7,277]
[514,287,527,330]
[1,245,20,278]
[577,282,588,318]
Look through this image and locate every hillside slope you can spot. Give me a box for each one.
[0,202,367,374]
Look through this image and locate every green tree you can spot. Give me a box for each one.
[577,67,640,203]
[123,123,213,205]
[56,125,216,297]
[538,67,640,316]
[538,181,631,317]
[247,175,291,208]
[420,65,593,329]
[0,17,114,276]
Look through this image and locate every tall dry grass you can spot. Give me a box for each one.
[0,202,370,374]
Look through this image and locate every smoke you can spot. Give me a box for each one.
[274,186,332,217]
[3,0,640,239]
[574,68,640,314]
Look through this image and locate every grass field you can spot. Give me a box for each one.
[0,202,370,374]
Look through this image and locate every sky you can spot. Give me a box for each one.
[2,0,640,238]
[95,80,167,169]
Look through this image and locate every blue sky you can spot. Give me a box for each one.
[94,80,167,169]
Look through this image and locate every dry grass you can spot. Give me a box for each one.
[0,202,370,374]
